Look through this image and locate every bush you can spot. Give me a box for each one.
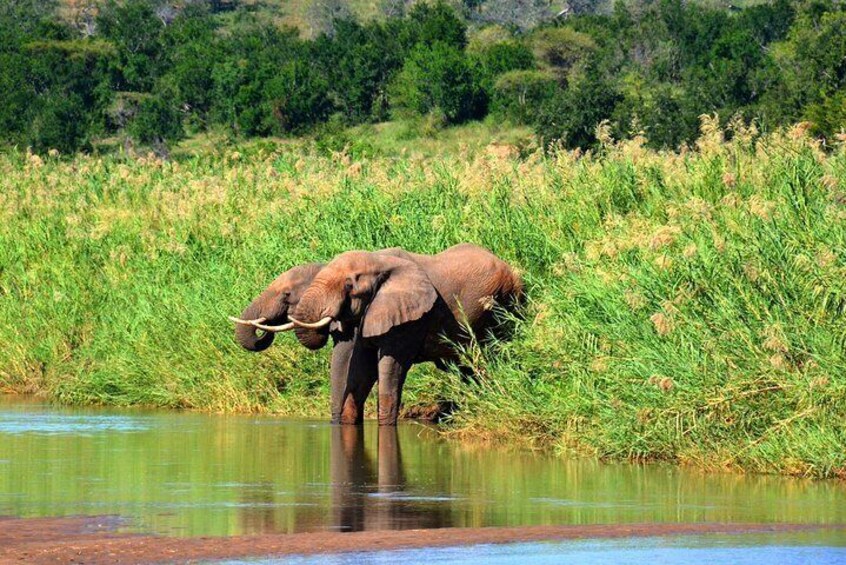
[126,87,184,154]
[528,26,597,82]
[491,70,557,125]
[389,41,483,124]
[472,39,537,99]
[612,78,699,149]
[536,63,621,149]
[27,92,92,154]
[262,60,332,134]
[405,1,467,50]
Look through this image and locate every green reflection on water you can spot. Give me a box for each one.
[0,396,844,538]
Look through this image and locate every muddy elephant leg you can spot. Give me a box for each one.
[375,321,425,426]
[376,355,410,426]
[339,339,378,426]
[329,334,356,424]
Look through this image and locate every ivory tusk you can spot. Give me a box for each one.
[228,316,267,325]
[288,316,333,329]
[250,320,296,332]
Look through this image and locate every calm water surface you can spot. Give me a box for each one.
[246,536,846,565]
[1,395,844,540]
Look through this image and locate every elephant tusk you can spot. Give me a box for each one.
[228,316,267,326]
[288,316,333,329]
[249,320,296,332]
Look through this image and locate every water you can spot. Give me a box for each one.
[1,395,845,544]
[224,535,846,564]
[256,537,846,564]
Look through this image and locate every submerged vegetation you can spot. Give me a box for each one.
[1,119,845,478]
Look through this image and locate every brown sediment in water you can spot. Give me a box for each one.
[0,517,842,565]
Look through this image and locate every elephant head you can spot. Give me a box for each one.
[291,251,438,349]
[231,263,325,352]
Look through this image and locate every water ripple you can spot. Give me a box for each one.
[0,413,149,435]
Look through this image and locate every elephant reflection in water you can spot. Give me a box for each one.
[330,426,451,532]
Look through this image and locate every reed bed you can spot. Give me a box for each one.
[1,117,844,477]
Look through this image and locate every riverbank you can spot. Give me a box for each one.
[2,516,841,564]
[1,119,845,478]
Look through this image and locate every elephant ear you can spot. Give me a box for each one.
[362,261,438,339]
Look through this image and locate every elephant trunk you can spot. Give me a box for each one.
[234,301,277,352]
[292,286,332,351]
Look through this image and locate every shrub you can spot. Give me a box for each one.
[536,63,621,149]
[126,87,184,155]
[262,60,332,134]
[389,41,483,124]
[491,70,557,125]
[528,26,597,82]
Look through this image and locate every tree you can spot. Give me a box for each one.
[262,60,332,133]
[405,1,467,50]
[312,19,406,123]
[491,70,557,124]
[306,0,352,39]
[126,87,184,157]
[761,8,846,139]
[389,41,483,124]
[536,61,621,149]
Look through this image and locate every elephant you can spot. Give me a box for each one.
[290,244,523,426]
[230,262,326,352]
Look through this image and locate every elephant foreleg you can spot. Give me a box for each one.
[376,354,409,426]
[329,333,356,424]
[375,321,424,426]
[339,339,378,425]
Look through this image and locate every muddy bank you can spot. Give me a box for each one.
[1,516,841,564]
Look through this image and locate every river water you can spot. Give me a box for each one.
[1,396,844,553]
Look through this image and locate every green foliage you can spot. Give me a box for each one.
[262,60,332,134]
[472,40,535,79]
[127,88,185,149]
[390,41,483,124]
[760,8,846,139]
[405,0,468,49]
[311,19,404,123]
[612,77,698,149]
[490,70,557,125]
[528,26,597,81]
[0,0,845,157]
[536,62,621,149]
[2,124,845,478]
[96,0,166,92]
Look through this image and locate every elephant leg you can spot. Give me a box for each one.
[339,340,378,426]
[375,321,425,426]
[376,354,410,426]
[329,334,356,424]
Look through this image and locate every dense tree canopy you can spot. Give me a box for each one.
[1,0,844,154]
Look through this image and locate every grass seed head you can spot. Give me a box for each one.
[650,312,674,336]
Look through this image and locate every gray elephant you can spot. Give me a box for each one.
[230,262,326,352]
[231,244,523,426]
[290,244,523,426]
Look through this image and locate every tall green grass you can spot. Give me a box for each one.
[1,117,844,477]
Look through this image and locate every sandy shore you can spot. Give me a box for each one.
[1,517,842,564]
